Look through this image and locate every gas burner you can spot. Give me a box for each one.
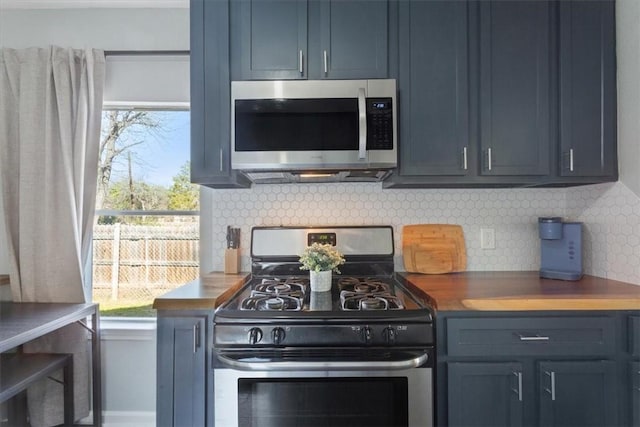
[340,291,405,311]
[240,295,303,311]
[337,277,391,294]
[253,278,308,298]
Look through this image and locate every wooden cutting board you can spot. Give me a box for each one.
[402,225,467,274]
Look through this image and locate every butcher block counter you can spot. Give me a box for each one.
[400,271,640,311]
[152,272,248,311]
[153,270,640,312]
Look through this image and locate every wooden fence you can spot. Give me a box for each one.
[93,222,199,301]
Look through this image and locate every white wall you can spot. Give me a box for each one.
[0,8,188,50]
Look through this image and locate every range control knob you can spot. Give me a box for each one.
[362,326,373,345]
[383,327,397,345]
[248,327,263,345]
[272,327,286,345]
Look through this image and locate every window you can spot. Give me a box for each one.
[92,109,198,317]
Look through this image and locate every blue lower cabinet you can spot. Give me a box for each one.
[448,362,524,427]
[632,361,640,427]
[538,360,618,427]
[157,315,207,427]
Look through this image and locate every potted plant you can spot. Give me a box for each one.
[299,243,345,292]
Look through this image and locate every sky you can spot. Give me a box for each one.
[104,110,190,188]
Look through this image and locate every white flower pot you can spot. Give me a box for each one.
[310,270,332,292]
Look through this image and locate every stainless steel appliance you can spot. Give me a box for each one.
[538,217,583,280]
[231,80,397,183]
[213,226,434,427]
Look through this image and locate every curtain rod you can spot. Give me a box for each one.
[104,50,190,56]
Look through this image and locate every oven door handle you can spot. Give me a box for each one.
[216,352,429,371]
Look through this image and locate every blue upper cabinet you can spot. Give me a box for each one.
[478,0,551,177]
[233,0,308,80]
[231,0,389,80]
[559,0,617,178]
[318,0,388,79]
[394,0,470,177]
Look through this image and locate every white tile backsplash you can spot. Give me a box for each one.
[203,181,640,285]
[566,181,640,285]
[204,184,568,274]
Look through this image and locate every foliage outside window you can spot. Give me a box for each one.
[93,109,199,317]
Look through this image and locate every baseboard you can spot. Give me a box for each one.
[78,410,155,427]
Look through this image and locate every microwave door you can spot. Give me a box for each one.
[234,98,360,151]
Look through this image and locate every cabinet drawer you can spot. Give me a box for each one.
[447,316,615,357]
[630,316,640,356]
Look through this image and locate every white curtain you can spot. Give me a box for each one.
[0,46,105,426]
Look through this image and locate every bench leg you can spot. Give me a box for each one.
[63,356,74,427]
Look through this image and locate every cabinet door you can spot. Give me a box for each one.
[396,0,470,176]
[632,361,640,427]
[538,360,618,427]
[478,0,550,176]
[191,0,251,187]
[236,0,308,80]
[318,0,388,79]
[157,316,207,427]
[559,0,616,178]
[448,362,524,427]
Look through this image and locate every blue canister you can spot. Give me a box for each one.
[538,217,563,240]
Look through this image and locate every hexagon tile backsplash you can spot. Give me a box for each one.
[202,183,640,283]
[567,182,640,285]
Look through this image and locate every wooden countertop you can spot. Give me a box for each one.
[152,272,248,311]
[400,271,640,311]
[153,271,640,312]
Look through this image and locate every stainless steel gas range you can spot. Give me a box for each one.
[213,226,435,427]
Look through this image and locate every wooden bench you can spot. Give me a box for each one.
[0,353,74,426]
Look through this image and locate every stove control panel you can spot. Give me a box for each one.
[216,323,433,347]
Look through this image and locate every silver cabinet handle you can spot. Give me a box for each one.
[219,149,224,172]
[512,371,523,401]
[462,146,468,170]
[487,148,492,171]
[299,49,304,75]
[323,50,328,75]
[569,148,574,172]
[518,334,550,341]
[193,323,200,353]
[545,371,556,401]
[357,87,367,160]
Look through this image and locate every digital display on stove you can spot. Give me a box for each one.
[307,232,336,246]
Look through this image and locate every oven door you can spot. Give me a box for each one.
[213,348,433,427]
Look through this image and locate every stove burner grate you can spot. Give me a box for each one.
[239,277,308,311]
[340,290,404,311]
[240,295,303,311]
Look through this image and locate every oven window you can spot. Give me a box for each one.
[234,98,359,151]
[237,377,408,427]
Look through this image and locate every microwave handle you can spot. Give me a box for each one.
[358,87,367,160]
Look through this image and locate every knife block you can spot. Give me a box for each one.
[224,249,239,274]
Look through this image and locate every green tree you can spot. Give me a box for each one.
[103,179,169,212]
[168,162,199,211]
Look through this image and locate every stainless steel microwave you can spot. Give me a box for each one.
[231,79,397,183]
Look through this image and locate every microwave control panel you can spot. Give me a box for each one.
[366,98,394,150]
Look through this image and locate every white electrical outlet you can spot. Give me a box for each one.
[480,228,495,249]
